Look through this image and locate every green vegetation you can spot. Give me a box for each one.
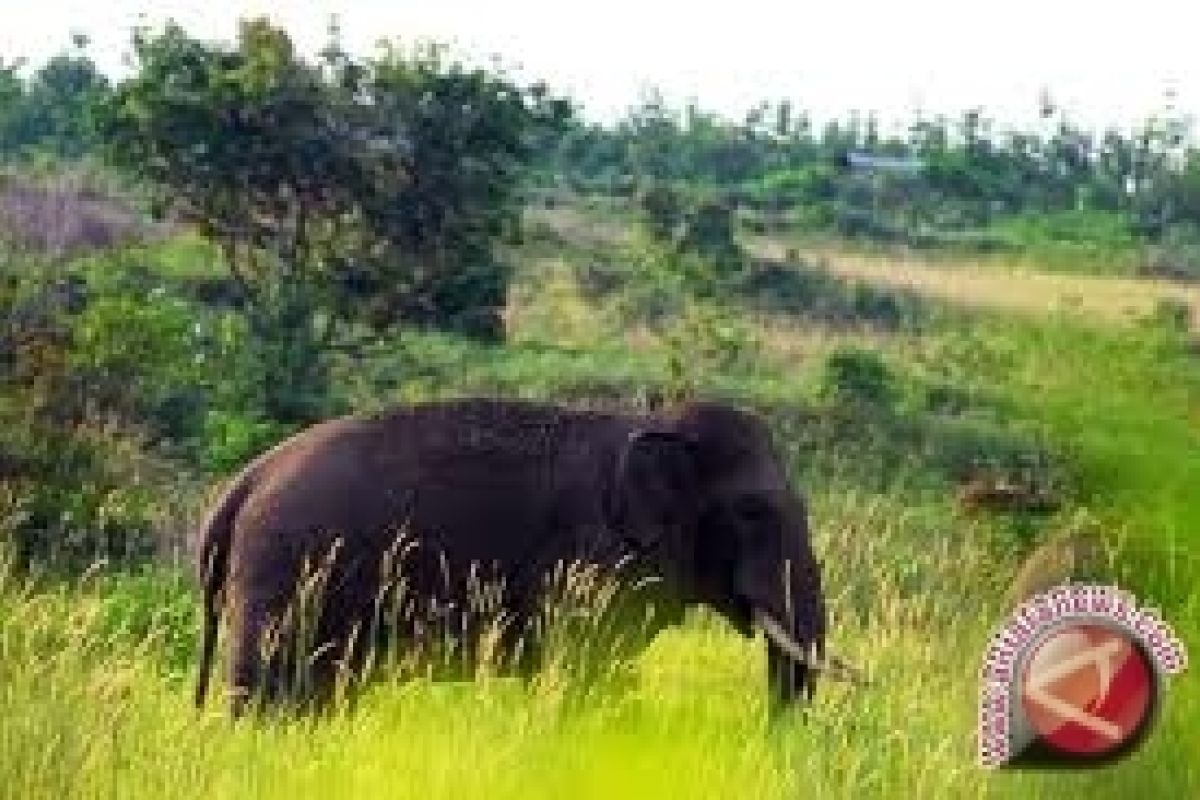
[1,15,1197,800]
[0,35,111,161]
[99,20,568,422]
[544,94,1200,278]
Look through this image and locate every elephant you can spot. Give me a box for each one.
[193,397,834,714]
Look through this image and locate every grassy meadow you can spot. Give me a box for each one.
[1,201,1198,799]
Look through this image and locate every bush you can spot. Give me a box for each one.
[636,183,686,242]
[743,165,838,210]
[200,409,290,473]
[342,246,511,343]
[820,347,896,408]
[848,282,905,328]
[574,259,627,300]
[606,239,693,326]
[68,291,209,436]
[733,260,825,314]
[833,207,905,242]
[733,258,922,330]
[676,198,741,277]
[1143,297,1192,334]
[0,417,190,570]
[633,185,745,282]
[1141,222,1200,282]
[663,301,759,402]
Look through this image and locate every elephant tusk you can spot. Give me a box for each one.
[754,610,869,687]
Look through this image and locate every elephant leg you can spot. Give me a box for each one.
[227,598,283,715]
[307,606,369,708]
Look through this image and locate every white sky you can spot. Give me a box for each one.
[0,0,1196,132]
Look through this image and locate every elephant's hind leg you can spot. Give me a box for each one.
[227,598,285,716]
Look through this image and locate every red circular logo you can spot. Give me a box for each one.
[1020,622,1155,758]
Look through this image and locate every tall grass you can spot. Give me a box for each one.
[1,482,1195,799]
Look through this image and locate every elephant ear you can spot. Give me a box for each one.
[612,429,699,550]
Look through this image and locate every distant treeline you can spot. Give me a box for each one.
[4,31,1200,257]
[0,36,111,161]
[546,93,1200,231]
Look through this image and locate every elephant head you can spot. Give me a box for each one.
[612,402,827,707]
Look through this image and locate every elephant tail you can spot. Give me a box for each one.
[193,459,261,710]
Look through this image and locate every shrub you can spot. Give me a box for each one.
[636,183,686,242]
[820,347,896,408]
[0,417,187,570]
[1143,297,1192,334]
[88,567,199,675]
[848,282,905,328]
[733,260,824,314]
[200,409,291,473]
[733,259,921,330]
[833,207,905,242]
[990,209,1136,250]
[663,301,759,402]
[68,292,208,436]
[1141,222,1200,282]
[676,198,741,277]
[607,239,692,326]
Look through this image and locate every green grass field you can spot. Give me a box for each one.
[1,210,1197,798]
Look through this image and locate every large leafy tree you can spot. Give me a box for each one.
[101,19,569,422]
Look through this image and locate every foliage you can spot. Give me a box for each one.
[0,415,194,569]
[675,197,741,277]
[200,409,290,474]
[543,97,1200,268]
[731,258,921,330]
[99,19,569,421]
[819,347,896,409]
[662,301,759,402]
[69,292,208,433]
[1143,297,1192,334]
[742,164,839,210]
[635,184,741,276]
[0,36,112,160]
[993,209,1137,248]
[1141,221,1200,282]
[635,183,685,242]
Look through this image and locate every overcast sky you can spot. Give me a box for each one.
[1,0,1195,131]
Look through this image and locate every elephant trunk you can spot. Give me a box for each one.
[760,554,828,710]
[756,609,868,708]
[759,609,819,709]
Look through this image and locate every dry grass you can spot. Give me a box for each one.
[505,258,613,347]
[524,205,634,253]
[527,204,1200,327]
[0,175,153,258]
[753,240,1200,326]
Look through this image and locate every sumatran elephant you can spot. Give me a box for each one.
[193,398,840,714]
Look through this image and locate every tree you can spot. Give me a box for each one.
[0,60,25,154]
[0,37,110,160]
[101,19,568,422]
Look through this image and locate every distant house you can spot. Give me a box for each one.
[843,151,926,174]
